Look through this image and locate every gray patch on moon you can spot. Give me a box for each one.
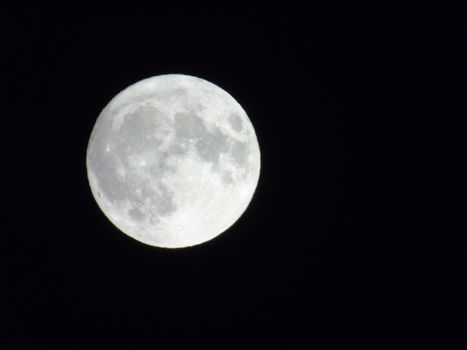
[151,182,177,215]
[228,114,243,132]
[195,128,230,164]
[90,157,126,202]
[158,88,186,100]
[174,112,231,165]
[91,160,177,222]
[89,105,178,223]
[117,106,164,156]
[174,112,207,139]
[221,171,234,184]
[128,206,145,222]
[230,140,248,166]
[167,141,187,156]
[149,144,186,177]
[125,178,177,223]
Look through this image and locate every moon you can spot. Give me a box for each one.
[86,74,261,248]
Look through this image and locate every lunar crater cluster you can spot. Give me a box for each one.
[86,74,260,248]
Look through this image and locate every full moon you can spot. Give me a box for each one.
[86,74,261,248]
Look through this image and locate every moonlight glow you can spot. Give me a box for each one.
[86,74,261,248]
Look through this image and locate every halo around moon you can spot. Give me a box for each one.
[86,74,261,248]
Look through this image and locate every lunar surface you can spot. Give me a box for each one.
[86,74,261,248]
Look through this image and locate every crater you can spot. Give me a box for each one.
[128,206,145,222]
[221,171,234,184]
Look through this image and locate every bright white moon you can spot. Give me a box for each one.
[86,74,261,248]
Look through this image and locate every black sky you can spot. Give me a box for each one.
[2,8,439,349]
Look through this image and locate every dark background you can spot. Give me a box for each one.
[2,8,437,349]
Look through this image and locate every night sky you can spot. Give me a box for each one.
[3,8,436,349]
